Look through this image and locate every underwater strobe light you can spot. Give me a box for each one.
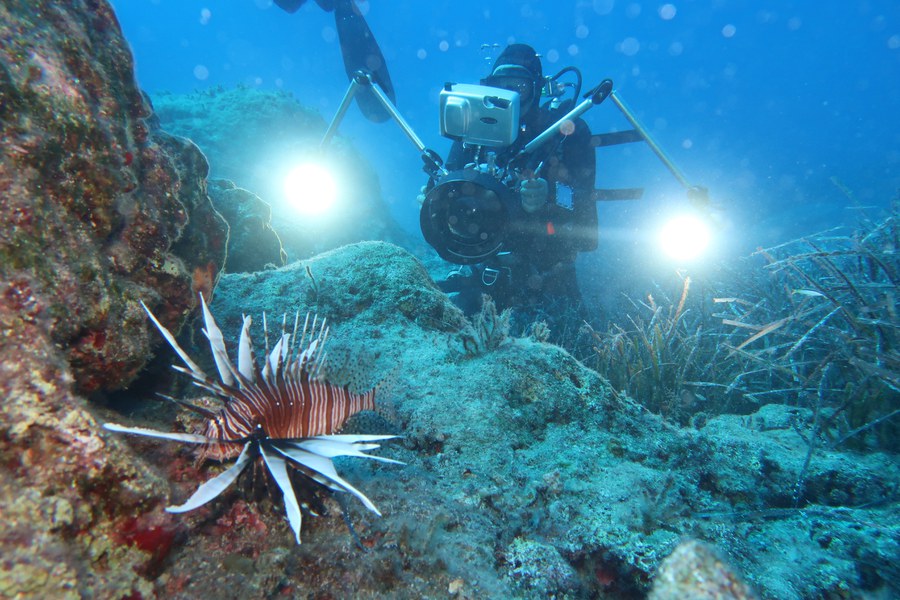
[658,213,711,262]
[284,162,338,216]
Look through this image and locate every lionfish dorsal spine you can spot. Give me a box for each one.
[279,330,291,370]
[288,312,302,361]
[297,313,312,351]
[170,365,228,398]
[200,293,238,387]
[141,300,207,379]
[237,315,256,384]
[266,333,289,383]
[311,324,328,378]
[261,312,272,381]
[157,393,218,419]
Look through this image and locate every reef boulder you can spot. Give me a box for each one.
[0,1,227,597]
[208,179,286,273]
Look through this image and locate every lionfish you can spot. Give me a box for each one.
[104,295,400,544]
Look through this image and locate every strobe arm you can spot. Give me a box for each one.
[516,78,614,160]
[608,90,693,193]
[320,70,447,178]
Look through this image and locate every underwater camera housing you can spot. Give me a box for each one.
[420,83,526,264]
[420,167,523,264]
[439,83,521,147]
[422,78,620,264]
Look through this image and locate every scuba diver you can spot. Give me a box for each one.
[308,30,706,336]
[274,0,396,122]
[429,44,598,319]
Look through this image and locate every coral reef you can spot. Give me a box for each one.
[0,1,896,598]
[0,264,178,599]
[208,179,286,273]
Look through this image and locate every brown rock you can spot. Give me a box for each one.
[0,0,227,394]
[0,1,224,596]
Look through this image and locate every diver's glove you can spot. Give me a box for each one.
[520,178,549,213]
[416,184,428,207]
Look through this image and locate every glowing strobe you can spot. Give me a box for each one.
[658,214,710,261]
[284,163,337,216]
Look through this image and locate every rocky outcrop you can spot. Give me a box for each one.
[0,2,225,596]
[0,0,227,393]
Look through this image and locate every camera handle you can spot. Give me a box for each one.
[320,70,447,179]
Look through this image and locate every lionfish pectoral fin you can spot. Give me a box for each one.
[312,434,402,443]
[103,423,215,444]
[166,442,253,514]
[260,444,304,544]
[294,436,405,465]
[272,444,382,516]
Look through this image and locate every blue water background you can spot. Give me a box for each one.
[110,0,900,266]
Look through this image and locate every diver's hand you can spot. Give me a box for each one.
[416,185,428,207]
[520,178,549,213]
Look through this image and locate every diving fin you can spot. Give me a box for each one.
[273,0,307,13]
[275,0,333,13]
[333,0,396,122]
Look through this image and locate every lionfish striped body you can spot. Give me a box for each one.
[104,295,400,544]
